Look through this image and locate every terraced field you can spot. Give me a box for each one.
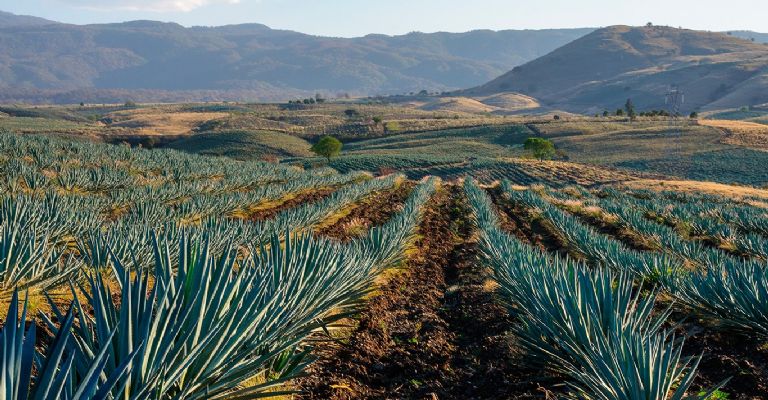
[2,127,768,399]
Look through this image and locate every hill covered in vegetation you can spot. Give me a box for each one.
[467,25,768,113]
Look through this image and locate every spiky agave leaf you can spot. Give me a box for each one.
[671,258,768,339]
[1,289,134,400]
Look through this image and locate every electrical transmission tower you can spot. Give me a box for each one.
[665,85,684,117]
[665,85,685,176]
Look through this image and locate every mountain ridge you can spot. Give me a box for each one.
[0,10,593,103]
[466,25,768,112]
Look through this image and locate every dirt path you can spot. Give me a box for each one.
[316,182,415,242]
[249,187,339,221]
[487,187,569,257]
[298,185,542,399]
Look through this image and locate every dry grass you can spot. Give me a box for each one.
[701,119,768,151]
[617,179,768,202]
[106,109,230,136]
[476,92,540,111]
[700,119,768,134]
[419,97,498,114]
[505,158,643,186]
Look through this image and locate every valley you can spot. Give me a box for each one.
[2,5,768,400]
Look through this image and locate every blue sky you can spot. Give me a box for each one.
[1,0,766,37]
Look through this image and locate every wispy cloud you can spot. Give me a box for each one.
[55,0,242,12]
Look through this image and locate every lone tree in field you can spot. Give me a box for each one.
[625,98,636,121]
[524,137,556,160]
[311,136,343,161]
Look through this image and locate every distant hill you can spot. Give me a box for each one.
[467,25,768,112]
[0,11,592,103]
[729,31,768,44]
[0,11,55,27]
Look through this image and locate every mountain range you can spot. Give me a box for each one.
[2,11,768,111]
[0,11,591,103]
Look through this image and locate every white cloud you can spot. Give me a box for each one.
[57,0,241,12]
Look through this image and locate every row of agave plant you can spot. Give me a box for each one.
[0,133,378,244]
[0,171,400,297]
[464,178,718,399]
[581,188,768,339]
[522,183,768,353]
[0,134,320,193]
[499,180,679,279]
[641,188,768,237]
[1,174,439,399]
[599,188,768,260]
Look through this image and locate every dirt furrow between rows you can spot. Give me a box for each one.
[249,186,340,221]
[316,182,415,242]
[298,185,538,399]
[487,187,569,257]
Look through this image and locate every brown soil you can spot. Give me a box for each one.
[316,182,416,242]
[671,313,768,399]
[487,187,570,257]
[298,186,545,399]
[249,187,338,221]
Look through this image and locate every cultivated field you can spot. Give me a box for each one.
[2,102,768,399]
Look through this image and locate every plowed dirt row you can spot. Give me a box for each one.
[316,182,415,242]
[298,186,543,399]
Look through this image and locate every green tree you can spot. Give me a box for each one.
[524,137,556,160]
[689,111,699,119]
[625,98,636,121]
[384,121,401,132]
[615,109,624,116]
[311,136,343,161]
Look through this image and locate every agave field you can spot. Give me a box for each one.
[1,130,768,399]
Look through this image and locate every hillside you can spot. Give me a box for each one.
[0,11,592,103]
[730,30,768,44]
[467,25,768,113]
[0,11,54,27]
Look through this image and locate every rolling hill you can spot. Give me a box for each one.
[0,11,54,27]
[730,30,768,44]
[466,25,768,113]
[0,11,592,103]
